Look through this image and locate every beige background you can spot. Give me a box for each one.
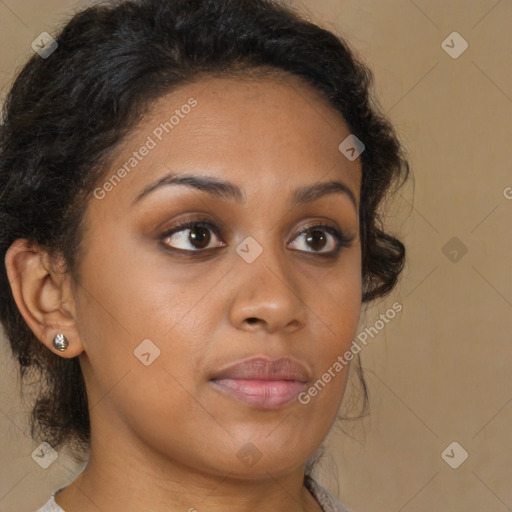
[1,0,511,511]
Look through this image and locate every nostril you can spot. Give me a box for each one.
[246,318,259,324]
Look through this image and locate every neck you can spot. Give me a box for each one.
[54,414,322,512]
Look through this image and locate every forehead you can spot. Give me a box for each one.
[95,72,362,209]
[145,72,355,156]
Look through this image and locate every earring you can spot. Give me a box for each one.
[52,333,69,352]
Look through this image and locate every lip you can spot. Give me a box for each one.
[209,356,310,410]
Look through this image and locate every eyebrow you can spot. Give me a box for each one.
[131,171,358,210]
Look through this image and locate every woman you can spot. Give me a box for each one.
[0,0,409,510]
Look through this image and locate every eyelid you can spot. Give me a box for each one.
[290,221,355,252]
[159,218,225,252]
[158,215,356,257]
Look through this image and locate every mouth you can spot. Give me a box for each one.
[209,356,310,410]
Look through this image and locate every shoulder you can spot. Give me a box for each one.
[35,480,352,512]
[304,474,353,512]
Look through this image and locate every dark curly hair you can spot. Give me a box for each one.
[0,0,409,466]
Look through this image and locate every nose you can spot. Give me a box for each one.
[227,241,307,335]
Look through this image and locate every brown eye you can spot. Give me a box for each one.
[160,221,225,251]
[288,223,354,255]
[186,225,211,249]
[304,229,328,252]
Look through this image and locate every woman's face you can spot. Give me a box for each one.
[72,74,362,478]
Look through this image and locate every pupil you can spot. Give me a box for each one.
[306,230,326,251]
[189,227,210,248]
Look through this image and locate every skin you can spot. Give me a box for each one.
[6,73,362,512]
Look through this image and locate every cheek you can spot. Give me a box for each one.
[311,247,363,345]
[73,239,220,404]
[74,265,214,452]
[75,231,206,342]
[299,250,362,406]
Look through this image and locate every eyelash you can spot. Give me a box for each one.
[159,218,355,257]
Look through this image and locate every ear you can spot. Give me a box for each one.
[4,238,85,358]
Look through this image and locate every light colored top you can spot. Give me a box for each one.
[35,475,351,512]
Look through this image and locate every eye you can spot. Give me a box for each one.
[160,220,225,252]
[159,219,354,256]
[288,223,354,255]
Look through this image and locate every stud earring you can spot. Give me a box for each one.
[52,333,69,352]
